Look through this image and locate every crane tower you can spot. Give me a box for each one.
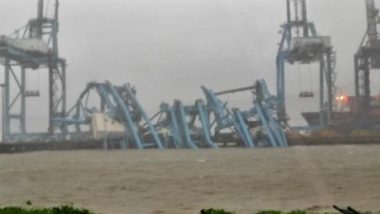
[276,0,336,128]
[0,0,66,142]
[354,0,380,128]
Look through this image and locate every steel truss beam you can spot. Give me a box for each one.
[56,82,164,149]
[56,80,287,149]
[2,59,26,141]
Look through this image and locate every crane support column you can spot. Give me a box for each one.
[326,52,333,123]
[3,59,10,140]
[21,66,26,134]
[319,56,325,127]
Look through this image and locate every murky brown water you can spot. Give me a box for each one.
[0,145,379,214]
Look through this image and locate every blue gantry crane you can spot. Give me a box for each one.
[54,82,164,149]
[214,80,288,148]
[56,80,287,149]
[152,99,216,149]
[0,0,66,142]
[276,0,336,128]
[202,86,256,148]
[0,0,288,148]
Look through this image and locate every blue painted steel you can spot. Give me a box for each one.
[1,0,67,142]
[154,100,218,148]
[56,82,165,149]
[97,85,116,115]
[253,104,279,147]
[54,79,287,149]
[167,105,183,148]
[175,100,198,149]
[201,86,256,147]
[259,80,285,146]
[253,80,288,147]
[201,79,287,148]
[276,0,334,128]
[231,109,255,148]
[0,1,290,147]
[201,86,232,130]
[123,84,164,149]
[106,83,144,149]
[158,103,183,148]
[196,100,218,148]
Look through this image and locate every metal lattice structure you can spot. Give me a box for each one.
[54,82,164,149]
[0,0,66,142]
[0,0,289,147]
[56,80,287,149]
[354,0,380,128]
[276,0,336,128]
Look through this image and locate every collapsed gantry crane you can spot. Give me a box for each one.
[55,80,287,149]
[0,0,66,142]
[276,0,337,128]
[0,0,288,148]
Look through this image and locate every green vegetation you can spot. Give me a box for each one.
[257,211,311,214]
[200,208,236,214]
[200,210,339,214]
[0,205,93,214]
[200,209,380,214]
[0,206,368,214]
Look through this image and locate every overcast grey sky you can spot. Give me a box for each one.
[0,0,378,131]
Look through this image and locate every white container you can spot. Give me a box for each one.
[0,35,49,55]
[291,36,331,51]
[91,112,125,140]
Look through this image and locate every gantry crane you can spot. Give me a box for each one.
[55,80,287,149]
[0,0,66,142]
[0,0,289,147]
[354,0,380,128]
[276,0,336,128]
